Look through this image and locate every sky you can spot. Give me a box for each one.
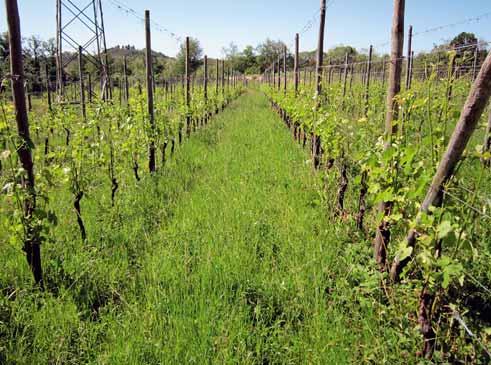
[1,0,491,58]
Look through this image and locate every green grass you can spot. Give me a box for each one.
[1,91,422,364]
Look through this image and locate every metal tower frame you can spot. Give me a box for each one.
[56,0,111,100]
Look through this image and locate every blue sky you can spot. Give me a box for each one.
[1,0,491,58]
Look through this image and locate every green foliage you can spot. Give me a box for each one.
[450,32,478,50]
[263,57,491,362]
[174,37,204,75]
[326,45,359,63]
[0,70,246,362]
[256,38,290,72]
[1,32,491,361]
[222,44,260,74]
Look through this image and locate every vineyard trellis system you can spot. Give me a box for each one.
[1,0,245,285]
[263,0,491,359]
[2,0,491,361]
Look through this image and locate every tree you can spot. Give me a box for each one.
[222,42,239,60]
[222,42,241,71]
[414,32,484,73]
[221,43,259,74]
[175,37,203,75]
[239,45,259,74]
[450,32,481,73]
[24,35,43,90]
[326,45,358,64]
[43,38,56,60]
[450,32,478,52]
[256,39,288,72]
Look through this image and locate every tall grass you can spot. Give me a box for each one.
[1,91,428,364]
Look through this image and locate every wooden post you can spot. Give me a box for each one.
[328,61,333,85]
[349,64,354,92]
[409,50,414,86]
[123,55,129,104]
[293,37,300,139]
[312,0,327,169]
[324,59,329,85]
[221,60,225,96]
[364,45,373,117]
[283,46,287,94]
[87,72,93,103]
[6,0,43,286]
[277,55,281,91]
[405,25,413,90]
[216,59,219,95]
[78,46,86,121]
[45,63,52,111]
[294,33,299,95]
[273,61,277,89]
[185,36,191,136]
[374,0,405,269]
[204,55,208,101]
[342,53,349,99]
[204,55,208,122]
[119,77,123,106]
[145,10,156,172]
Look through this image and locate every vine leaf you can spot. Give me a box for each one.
[437,221,453,240]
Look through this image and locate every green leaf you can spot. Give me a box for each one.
[442,272,451,289]
[397,245,413,261]
[417,250,434,268]
[437,221,453,240]
[379,188,394,203]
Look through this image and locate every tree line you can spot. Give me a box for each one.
[0,31,487,94]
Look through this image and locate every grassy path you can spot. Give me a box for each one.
[96,91,372,364]
[3,91,405,364]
